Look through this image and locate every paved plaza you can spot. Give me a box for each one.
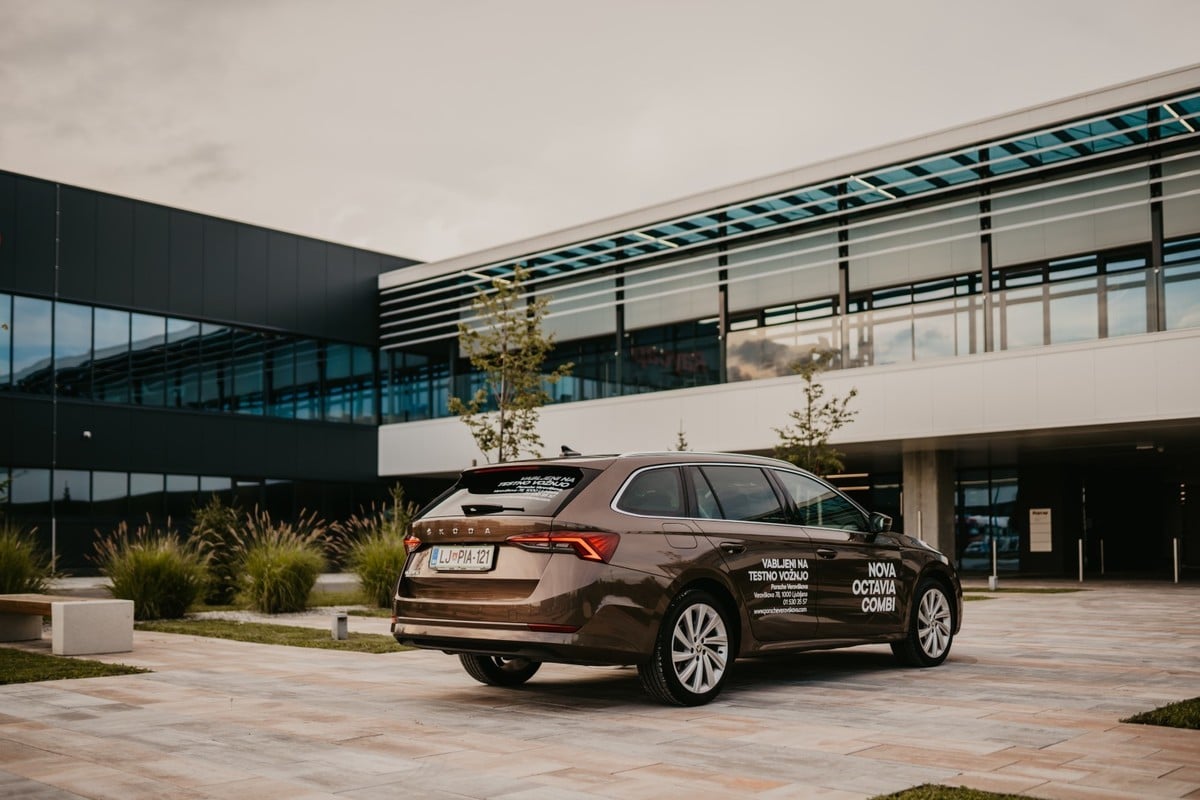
[1,581,1198,799]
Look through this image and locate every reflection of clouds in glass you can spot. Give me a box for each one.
[12,297,53,375]
[1165,274,1200,330]
[727,327,837,382]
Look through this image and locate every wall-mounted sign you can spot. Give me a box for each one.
[1030,508,1052,552]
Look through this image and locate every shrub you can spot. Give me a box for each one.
[93,520,209,620]
[234,508,328,614]
[191,494,242,605]
[333,484,419,608]
[343,531,408,608]
[0,524,54,594]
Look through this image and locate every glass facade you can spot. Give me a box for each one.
[0,464,393,568]
[0,293,379,426]
[380,87,1200,433]
[957,469,1020,573]
[378,231,1198,424]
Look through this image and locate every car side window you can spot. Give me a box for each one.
[700,466,787,523]
[617,467,685,516]
[773,470,868,532]
[684,466,722,519]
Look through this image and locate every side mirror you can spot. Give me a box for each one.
[870,512,893,534]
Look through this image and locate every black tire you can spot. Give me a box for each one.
[458,654,541,687]
[638,589,733,706]
[891,579,954,667]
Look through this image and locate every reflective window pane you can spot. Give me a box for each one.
[1000,287,1044,350]
[54,302,92,398]
[231,330,264,415]
[1105,272,1148,338]
[10,468,51,516]
[165,474,198,520]
[199,474,229,494]
[266,338,296,419]
[92,307,130,403]
[353,346,376,424]
[167,318,201,408]
[0,293,10,388]
[129,473,164,518]
[294,341,321,420]
[92,471,128,518]
[773,470,866,531]
[913,300,958,360]
[324,343,352,422]
[53,469,91,518]
[1164,263,1200,330]
[1048,279,1098,344]
[700,466,787,523]
[199,323,231,411]
[131,313,166,406]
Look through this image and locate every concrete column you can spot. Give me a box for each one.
[902,450,956,556]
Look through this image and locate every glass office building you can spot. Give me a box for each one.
[0,172,422,568]
[378,64,1200,579]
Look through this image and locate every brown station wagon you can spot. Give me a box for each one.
[392,452,962,705]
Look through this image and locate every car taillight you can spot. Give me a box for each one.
[403,535,422,553]
[506,531,620,563]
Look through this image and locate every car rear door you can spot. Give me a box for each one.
[686,465,821,643]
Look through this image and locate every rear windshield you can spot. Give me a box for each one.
[422,465,593,518]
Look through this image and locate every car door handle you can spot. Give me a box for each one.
[719,541,746,555]
[817,548,838,559]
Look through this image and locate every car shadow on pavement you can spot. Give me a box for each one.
[464,646,913,708]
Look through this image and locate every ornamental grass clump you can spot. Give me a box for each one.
[0,524,54,594]
[333,485,419,608]
[190,494,242,605]
[93,520,209,620]
[234,508,328,614]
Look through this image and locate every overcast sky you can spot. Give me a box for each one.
[2,1,1199,264]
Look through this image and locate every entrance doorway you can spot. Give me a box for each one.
[1083,466,1174,576]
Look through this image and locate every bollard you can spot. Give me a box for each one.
[989,537,998,591]
[332,613,348,641]
[1174,537,1180,585]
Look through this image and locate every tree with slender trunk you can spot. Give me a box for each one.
[773,348,858,476]
[449,267,572,463]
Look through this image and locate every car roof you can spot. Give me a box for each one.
[465,451,799,474]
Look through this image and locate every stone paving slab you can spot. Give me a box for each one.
[1,583,1198,799]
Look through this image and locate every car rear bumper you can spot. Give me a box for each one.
[392,597,658,666]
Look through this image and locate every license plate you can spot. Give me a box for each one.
[429,544,496,572]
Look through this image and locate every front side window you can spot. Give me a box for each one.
[773,470,867,531]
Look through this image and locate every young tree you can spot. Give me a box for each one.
[773,348,858,476]
[449,267,572,463]
[673,421,689,452]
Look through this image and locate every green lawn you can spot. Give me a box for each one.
[1122,697,1200,729]
[0,647,149,685]
[872,785,1038,800]
[137,618,407,653]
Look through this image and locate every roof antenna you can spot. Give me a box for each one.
[561,445,581,456]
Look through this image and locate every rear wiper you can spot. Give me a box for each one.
[462,503,525,515]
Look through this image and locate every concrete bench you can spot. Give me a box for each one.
[0,594,134,656]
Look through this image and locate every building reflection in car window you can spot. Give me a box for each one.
[618,467,685,516]
[773,470,867,531]
[685,466,722,519]
[700,466,787,523]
